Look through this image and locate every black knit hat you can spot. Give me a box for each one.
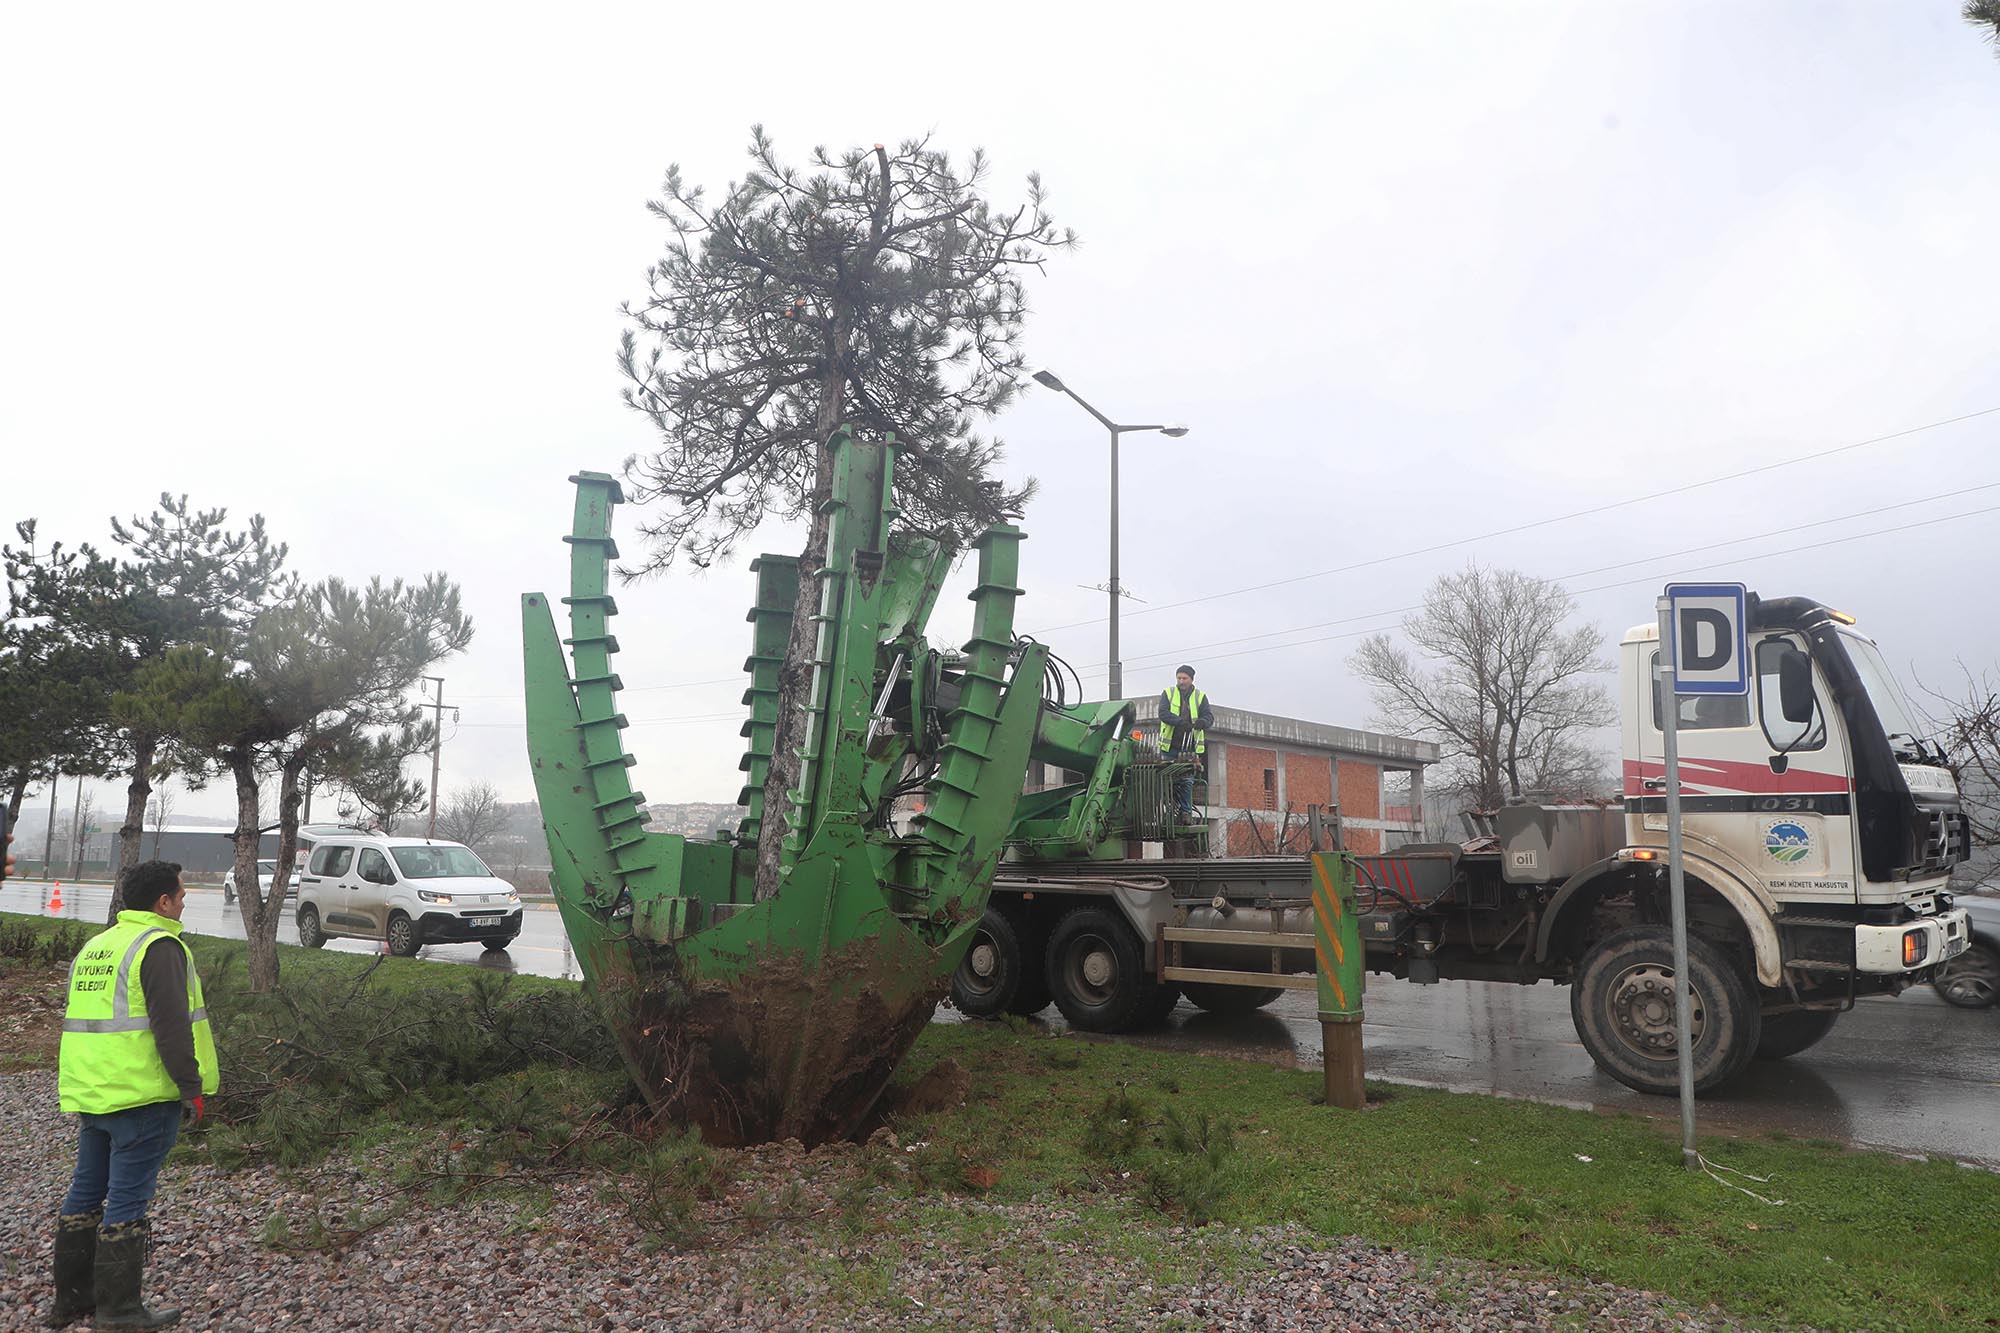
[1176,664,1195,678]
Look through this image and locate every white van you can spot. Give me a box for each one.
[293,829,522,955]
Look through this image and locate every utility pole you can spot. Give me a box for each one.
[43,779,58,877]
[421,676,449,838]
[70,776,85,879]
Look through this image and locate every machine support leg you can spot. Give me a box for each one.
[1310,852,1367,1111]
[1320,1014,1366,1110]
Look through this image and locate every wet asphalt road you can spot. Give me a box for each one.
[9,879,1996,1165]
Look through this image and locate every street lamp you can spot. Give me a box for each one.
[1033,369,1189,700]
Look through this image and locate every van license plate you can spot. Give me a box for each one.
[471,916,501,927]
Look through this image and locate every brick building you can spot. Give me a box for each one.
[1130,698,1438,855]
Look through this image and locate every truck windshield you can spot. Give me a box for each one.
[1839,632,1927,757]
[390,846,492,879]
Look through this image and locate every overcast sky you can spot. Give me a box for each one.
[6,2,1998,826]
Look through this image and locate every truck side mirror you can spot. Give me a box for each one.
[1778,648,1815,725]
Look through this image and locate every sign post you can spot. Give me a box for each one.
[1657,582,1749,1172]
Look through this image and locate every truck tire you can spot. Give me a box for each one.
[1046,906,1173,1033]
[951,908,1046,1018]
[1754,1008,1840,1060]
[1006,926,1054,1017]
[1181,982,1286,1016]
[1570,926,1761,1096]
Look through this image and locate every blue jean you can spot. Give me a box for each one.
[60,1100,182,1225]
[1174,774,1197,820]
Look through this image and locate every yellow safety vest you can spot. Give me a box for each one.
[59,911,220,1114]
[1158,686,1208,757]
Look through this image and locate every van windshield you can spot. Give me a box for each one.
[390,846,492,879]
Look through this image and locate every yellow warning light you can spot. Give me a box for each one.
[1829,609,1857,625]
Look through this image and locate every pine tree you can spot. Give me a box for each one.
[618,128,1072,898]
[168,575,472,990]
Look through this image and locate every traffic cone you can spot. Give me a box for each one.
[48,882,64,912]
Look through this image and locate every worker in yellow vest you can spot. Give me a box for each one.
[48,861,218,1330]
[1157,664,1214,822]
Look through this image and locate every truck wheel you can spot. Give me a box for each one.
[1005,923,1054,1017]
[1046,907,1172,1033]
[1754,1008,1840,1060]
[952,908,1040,1019]
[1139,981,1184,1024]
[1181,982,1286,1016]
[1570,926,1760,1096]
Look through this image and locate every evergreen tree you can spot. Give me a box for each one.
[619,128,1071,898]
[2,522,123,835]
[169,575,472,990]
[1970,1,2000,56]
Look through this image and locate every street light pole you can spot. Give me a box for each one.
[1033,370,1187,701]
[1108,423,1123,699]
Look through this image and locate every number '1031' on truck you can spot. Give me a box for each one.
[972,593,1973,1096]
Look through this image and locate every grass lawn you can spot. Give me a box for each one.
[7,909,1995,1332]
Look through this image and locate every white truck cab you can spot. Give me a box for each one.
[1619,594,1970,999]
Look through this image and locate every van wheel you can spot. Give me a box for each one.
[1182,982,1286,1015]
[951,909,1046,1018]
[1046,907,1173,1033]
[387,913,421,958]
[1755,1008,1840,1060]
[482,935,517,953]
[296,905,325,949]
[1570,926,1760,1095]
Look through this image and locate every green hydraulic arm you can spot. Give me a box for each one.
[523,427,1048,1145]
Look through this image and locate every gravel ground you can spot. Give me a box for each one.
[0,1070,1774,1332]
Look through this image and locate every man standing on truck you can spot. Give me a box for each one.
[47,860,219,1330]
[1158,664,1213,822]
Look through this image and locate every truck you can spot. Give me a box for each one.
[523,432,1972,1146]
[955,595,1975,1095]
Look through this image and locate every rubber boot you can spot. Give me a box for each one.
[41,1207,100,1328]
[92,1220,180,1329]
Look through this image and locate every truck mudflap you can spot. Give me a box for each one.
[1853,907,1970,974]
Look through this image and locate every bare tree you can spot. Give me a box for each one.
[1922,666,2000,856]
[1352,565,1615,811]
[70,788,99,880]
[435,781,504,849]
[146,787,174,857]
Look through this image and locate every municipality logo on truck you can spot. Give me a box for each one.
[1764,819,1812,864]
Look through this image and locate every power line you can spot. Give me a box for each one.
[1098,500,2000,675]
[1028,403,2000,637]
[1087,482,1998,672]
[453,675,741,702]
[452,711,743,730]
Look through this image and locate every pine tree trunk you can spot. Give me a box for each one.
[116,737,155,878]
[229,750,281,993]
[4,779,25,829]
[752,354,849,903]
[272,752,308,918]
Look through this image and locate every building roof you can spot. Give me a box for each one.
[1131,697,1439,766]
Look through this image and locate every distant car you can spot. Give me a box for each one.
[229,859,281,900]
[1935,886,2000,1009]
